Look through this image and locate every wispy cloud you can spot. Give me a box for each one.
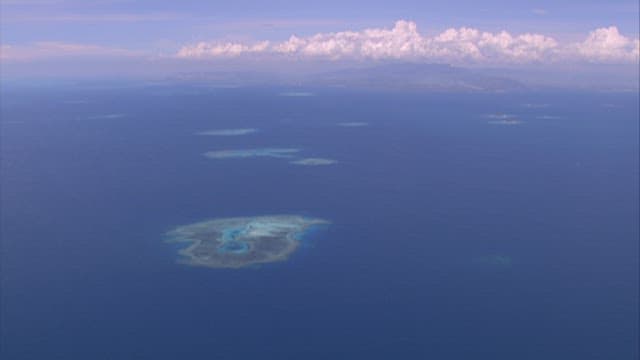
[196,18,351,32]
[3,12,185,22]
[0,42,142,61]
[2,0,140,5]
[177,20,639,64]
[1,0,64,4]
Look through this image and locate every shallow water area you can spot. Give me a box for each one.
[195,128,258,136]
[203,148,300,159]
[290,158,337,166]
[166,215,329,268]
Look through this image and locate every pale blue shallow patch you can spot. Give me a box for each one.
[522,103,550,108]
[195,128,258,136]
[290,158,337,166]
[86,113,127,120]
[278,92,315,97]
[474,254,514,267]
[483,113,517,120]
[338,122,368,127]
[488,119,523,125]
[203,148,300,159]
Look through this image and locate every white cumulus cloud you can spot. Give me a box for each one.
[427,27,558,62]
[273,20,425,60]
[176,20,639,65]
[176,41,270,58]
[574,26,640,63]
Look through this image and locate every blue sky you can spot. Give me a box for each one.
[1,0,638,79]
[3,0,638,45]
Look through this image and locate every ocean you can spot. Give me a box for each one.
[1,85,638,359]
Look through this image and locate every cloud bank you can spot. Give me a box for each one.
[177,20,639,64]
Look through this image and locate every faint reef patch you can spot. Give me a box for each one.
[63,100,89,104]
[488,119,523,125]
[338,122,368,127]
[522,103,550,108]
[195,128,258,136]
[484,113,517,120]
[290,158,338,166]
[165,215,329,268]
[278,92,315,97]
[474,254,513,267]
[484,113,522,125]
[86,113,127,120]
[203,148,300,159]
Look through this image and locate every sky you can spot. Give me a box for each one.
[1,0,639,81]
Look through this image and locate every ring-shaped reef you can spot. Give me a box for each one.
[166,215,329,268]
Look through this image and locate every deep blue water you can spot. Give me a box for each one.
[1,85,638,359]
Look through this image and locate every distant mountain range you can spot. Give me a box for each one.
[171,63,527,92]
[310,63,526,92]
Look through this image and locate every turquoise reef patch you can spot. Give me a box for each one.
[165,215,329,268]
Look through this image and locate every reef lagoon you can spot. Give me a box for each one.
[203,148,300,159]
[166,215,328,268]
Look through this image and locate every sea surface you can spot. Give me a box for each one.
[1,84,638,359]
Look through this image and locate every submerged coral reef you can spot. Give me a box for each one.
[166,215,328,268]
[203,148,300,159]
[195,128,258,136]
[338,122,369,127]
[290,158,337,166]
